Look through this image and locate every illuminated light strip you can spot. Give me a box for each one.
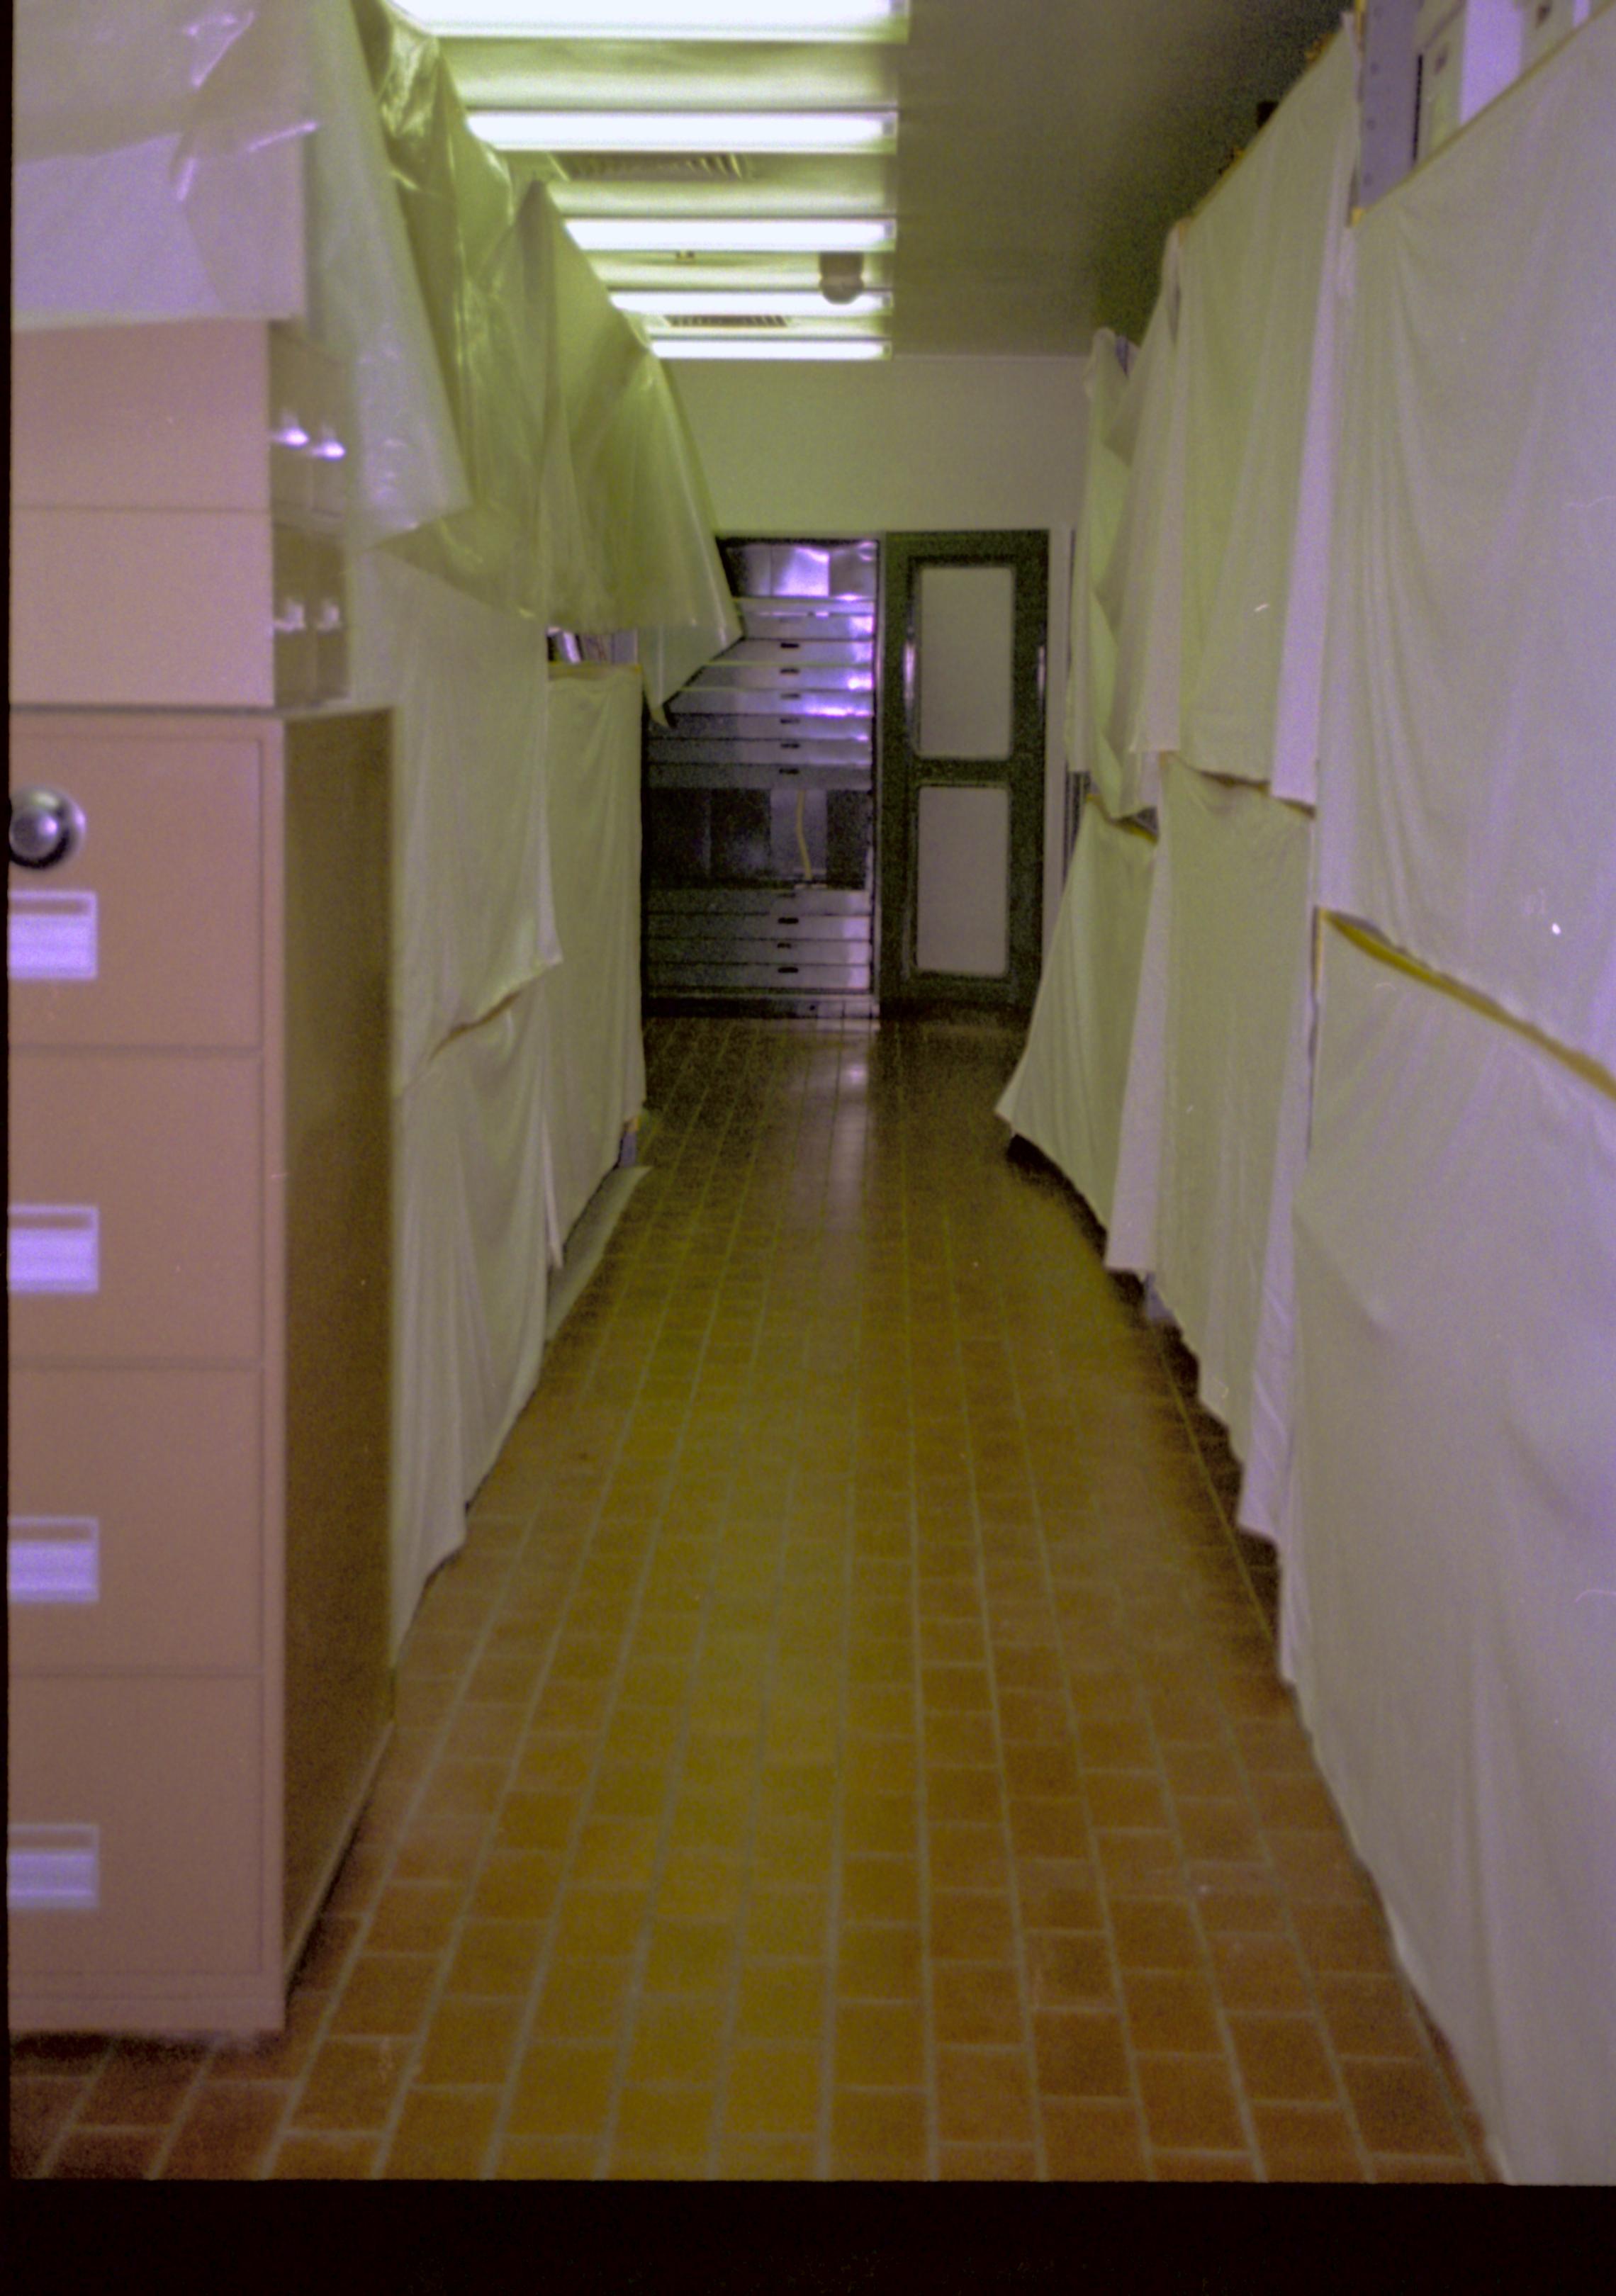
[564,216,895,254]
[471,109,895,152]
[653,337,892,360]
[408,1,906,35]
[613,288,890,317]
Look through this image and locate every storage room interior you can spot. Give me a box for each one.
[8,0,1614,2189]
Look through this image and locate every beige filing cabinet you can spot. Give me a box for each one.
[9,320,349,711]
[8,707,393,2035]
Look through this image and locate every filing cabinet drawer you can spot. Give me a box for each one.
[8,730,262,1049]
[9,1677,264,1985]
[9,1052,262,1362]
[9,1368,262,1673]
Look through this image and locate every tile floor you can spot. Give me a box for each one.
[10,1015,1494,2180]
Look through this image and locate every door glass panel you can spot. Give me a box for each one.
[915,563,1015,760]
[914,784,1010,977]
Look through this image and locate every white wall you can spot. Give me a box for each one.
[669,355,1086,534]
[670,354,1087,957]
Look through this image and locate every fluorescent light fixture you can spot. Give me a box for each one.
[564,216,896,254]
[655,337,892,360]
[409,1,906,33]
[471,109,895,153]
[612,288,890,318]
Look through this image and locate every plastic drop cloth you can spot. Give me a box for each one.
[997,803,1156,1233]
[1094,234,1186,818]
[346,550,557,1096]
[1177,26,1356,801]
[1063,332,1132,806]
[1106,759,1314,1540]
[1281,921,1616,2184]
[538,668,647,1261]
[352,0,735,682]
[1317,8,1616,1073]
[393,973,554,1652]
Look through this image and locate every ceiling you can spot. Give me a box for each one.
[424,0,1346,354]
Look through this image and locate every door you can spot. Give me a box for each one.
[877,531,1048,1012]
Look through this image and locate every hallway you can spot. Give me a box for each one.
[9,1016,1491,2180]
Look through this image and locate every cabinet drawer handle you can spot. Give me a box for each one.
[9,788,86,872]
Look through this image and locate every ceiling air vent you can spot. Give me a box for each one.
[661,313,791,330]
[556,152,753,185]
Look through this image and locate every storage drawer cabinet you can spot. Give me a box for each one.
[8,321,349,714]
[644,539,878,1015]
[7,709,393,2037]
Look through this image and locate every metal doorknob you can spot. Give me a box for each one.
[9,788,86,870]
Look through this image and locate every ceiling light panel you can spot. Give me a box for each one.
[563,216,895,253]
[470,108,895,153]
[653,337,892,359]
[410,3,907,39]
[593,255,892,291]
[614,288,890,317]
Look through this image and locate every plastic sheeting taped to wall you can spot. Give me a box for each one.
[1094,234,1186,817]
[539,668,647,1260]
[1106,759,1313,1538]
[347,551,558,1095]
[1318,6,1616,1072]
[1281,920,1616,2185]
[393,972,554,1652]
[1065,332,1131,801]
[1177,28,1356,800]
[997,804,1156,1232]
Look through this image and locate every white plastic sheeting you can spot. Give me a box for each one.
[1092,232,1186,819]
[1177,28,1356,800]
[344,0,739,687]
[1106,760,1313,1540]
[1318,9,1616,1071]
[393,976,554,1651]
[1281,921,1616,2185]
[11,0,315,335]
[997,804,1156,1232]
[1064,332,1130,799]
[539,669,646,1261]
[348,551,556,1096]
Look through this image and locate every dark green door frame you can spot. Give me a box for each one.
[877,530,1049,1013]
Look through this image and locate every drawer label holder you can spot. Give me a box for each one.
[8,1205,101,1295]
[8,889,99,981]
[8,1825,101,1913]
[9,1516,101,1606]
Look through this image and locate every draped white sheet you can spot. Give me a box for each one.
[348,552,556,1097]
[1064,332,1131,804]
[1318,7,1616,1071]
[1281,921,1616,2185]
[539,668,646,1261]
[1177,28,1357,801]
[1094,233,1186,818]
[1106,759,1313,1539]
[392,974,554,1653]
[997,804,1156,1232]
